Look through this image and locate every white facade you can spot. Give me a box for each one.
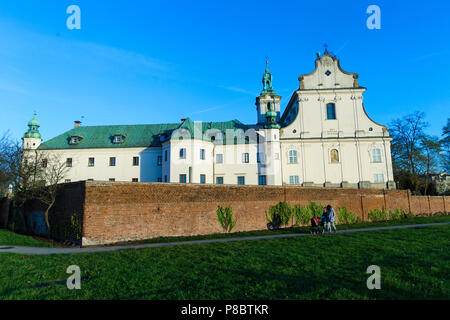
[24,51,395,189]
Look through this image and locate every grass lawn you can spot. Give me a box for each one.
[0,224,449,299]
[1,215,449,248]
[0,230,55,248]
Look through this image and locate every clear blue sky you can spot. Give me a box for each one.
[0,0,449,142]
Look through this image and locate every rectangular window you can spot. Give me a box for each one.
[132,178,139,182]
[200,149,206,160]
[109,178,115,182]
[65,179,71,183]
[157,156,162,166]
[180,148,186,159]
[216,154,223,164]
[42,159,48,168]
[326,103,337,120]
[289,175,300,185]
[238,176,245,185]
[88,158,95,167]
[374,174,384,183]
[164,150,168,161]
[109,157,116,167]
[157,177,162,182]
[200,174,206,184]
[133,157,140,166]
[180,174,187,183]
[242,153,249,163]
[289,150,298,164]
[66,158,73,167]
[259,175,267,185]
[372,149,382,163]
[164,175,168,183]
[216,177,224,184]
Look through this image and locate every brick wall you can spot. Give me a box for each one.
[77,182,450,246]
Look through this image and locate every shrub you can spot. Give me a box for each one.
[368,208,388,222]
[389,209,404,221]
[404,211,415,219]
[266,202,293,227]
[216,206,237,233]
[337,207,361,224]
[307,202,324,218]
[293,205,312,226]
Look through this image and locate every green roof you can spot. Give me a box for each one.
[38,119,257,150]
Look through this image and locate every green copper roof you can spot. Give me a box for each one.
[28,115,40,127]
[38,119,257,150]
[23,113,42,139]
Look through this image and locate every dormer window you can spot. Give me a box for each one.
[69,136,83,145]
[113,134,125,144]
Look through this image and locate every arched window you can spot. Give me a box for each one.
[372,148,382,163]
[289,150,298,164]
[330,149,339,163]
[326,103,336,120]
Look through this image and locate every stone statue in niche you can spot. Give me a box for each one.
[330,149,339,163]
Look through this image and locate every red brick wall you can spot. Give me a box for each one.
[76,182,449,246]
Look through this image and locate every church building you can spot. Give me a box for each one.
[22,50,396,189]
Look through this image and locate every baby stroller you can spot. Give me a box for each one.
[310,216,324,234]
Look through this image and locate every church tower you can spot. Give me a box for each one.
[255,61,281,125]
[256,67,282,186]
[22,112,42,150]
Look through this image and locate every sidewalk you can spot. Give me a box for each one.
[1,222,448,256]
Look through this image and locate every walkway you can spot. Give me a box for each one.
[0,222,448,255]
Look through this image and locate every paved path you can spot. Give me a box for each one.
[1,222,448,256]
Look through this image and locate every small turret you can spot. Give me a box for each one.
[22,112,42,150]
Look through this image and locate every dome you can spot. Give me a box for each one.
[23,131,42,139]
[28,115,40,127]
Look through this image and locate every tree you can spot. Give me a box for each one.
[21,150,70,235]
[0,133,70,235]
[419,135,442,195]
[441,118,450,172]
[389,112,429,194]
[0,132,23,197]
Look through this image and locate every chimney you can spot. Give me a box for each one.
[74,120,82,128]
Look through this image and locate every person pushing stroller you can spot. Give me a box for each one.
[310,214,326,234]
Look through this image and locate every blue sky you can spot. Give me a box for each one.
[0,0,449,141]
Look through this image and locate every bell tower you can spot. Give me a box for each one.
[255,61,281,125]
[22,112,42,150]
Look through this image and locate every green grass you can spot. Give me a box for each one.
[1,215,449,248]
[113,215,450,246]
[0,224,449,300]
[0,230,55,248]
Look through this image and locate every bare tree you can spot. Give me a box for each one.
[19,150,70,235]
[389,111,429,193]
[32,154,70,234]
[442,118,450,172]
[1,133,71,234]
[419,135,442,195]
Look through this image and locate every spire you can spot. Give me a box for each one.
[23,112,42,139]
[261,60,276,96]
